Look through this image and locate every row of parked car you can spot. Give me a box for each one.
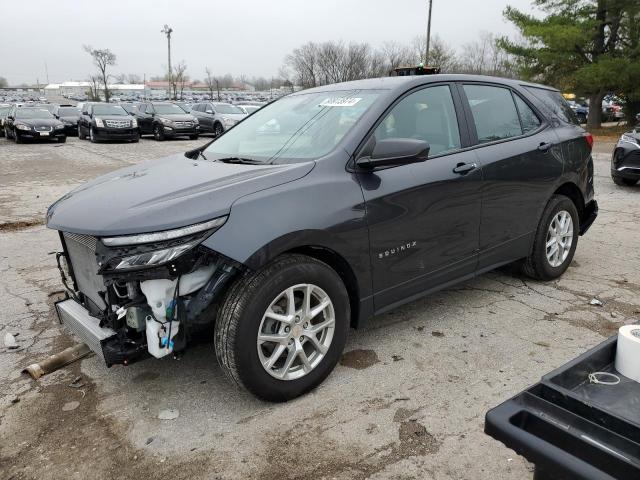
[1,100,266,143]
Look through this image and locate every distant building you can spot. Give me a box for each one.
[44,81,151,98]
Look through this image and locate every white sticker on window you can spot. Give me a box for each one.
[319,97,362,107]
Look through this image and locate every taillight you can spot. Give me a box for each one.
[584,133,594,150]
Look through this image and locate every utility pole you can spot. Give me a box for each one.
[44,61,49,84]
[215,78,220,101]
[425,0,433,63]
[161,24,173,99]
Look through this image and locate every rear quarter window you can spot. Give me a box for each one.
[525,87,579,125]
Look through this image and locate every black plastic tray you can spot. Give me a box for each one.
[485,336,640,480]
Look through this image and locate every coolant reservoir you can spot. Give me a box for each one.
[140,279,179,358]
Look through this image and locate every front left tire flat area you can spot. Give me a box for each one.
[215,254,350,402]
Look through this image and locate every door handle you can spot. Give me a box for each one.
[453,162,477,175]
[538,142,552,152]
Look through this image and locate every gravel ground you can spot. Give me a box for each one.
[1,135,638,480]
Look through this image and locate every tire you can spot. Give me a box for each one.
[131,132,140,143]
[214,122,224,137]
[78,125,86,140]
[215,254,350,402]
[613,176,638,186]
[14,131,22,143]
[521,195,579,281]
[189,134,199,140]
[89,128,98,143]
[58,136,67,143]
[153,125,165,141]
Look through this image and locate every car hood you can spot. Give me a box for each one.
[16,118,62,127]
[46,154,315,236]
[221,113,247,121]
[60,115,80,122]
[158,113,195,121]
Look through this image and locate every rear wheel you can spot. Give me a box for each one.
[153,125,165,141]
[521,195,579,280]
[613,176,638,186]
[215,254,350,402]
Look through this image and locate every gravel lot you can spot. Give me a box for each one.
[1,135,638,480]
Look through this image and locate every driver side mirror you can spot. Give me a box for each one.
[356,138,430,170]
[206,109,213,114]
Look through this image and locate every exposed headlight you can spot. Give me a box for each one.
[101,216,227,246]
[222,117,236,126]
[95,118,104,128]
[55,124,65,129]
[15,123,31,131]
[131,118,138,128]
[114,240,199,270]
[159,117,173,126]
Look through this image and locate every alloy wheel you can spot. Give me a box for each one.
[546,210,573,267]
[257,284,335,381]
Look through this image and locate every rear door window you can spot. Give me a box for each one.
[524,87,578,125]
[463,85,522,143]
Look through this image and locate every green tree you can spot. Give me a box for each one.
[500,0,640,128]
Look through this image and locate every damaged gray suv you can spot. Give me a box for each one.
[48,75,597,401]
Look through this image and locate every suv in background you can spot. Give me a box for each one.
[78,103,139,143]
[190,102,246,136]
[53,105,82,136]
[134,102,199,141]
[48,75,597,401]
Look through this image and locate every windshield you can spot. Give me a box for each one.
[153,103,186,114]
[58,107,79,116]
[36,104,56,113]
[214,104,245,114]
[16,108,54,119]
[203,90,380,163]
[93,105,128,116]
[243,106,260,113]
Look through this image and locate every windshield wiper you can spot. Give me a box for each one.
[198,150,208,161]
[216,157,263,165]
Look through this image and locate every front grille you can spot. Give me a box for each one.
[36,125,52,132]
[63,232,106,310]
[173,121,193,128]
[105,119,131,128]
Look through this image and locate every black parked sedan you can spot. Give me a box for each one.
[78,103,139,143]
[611,128,640,186]
[4,106,66,143]
[53,105,81,136]
[134,102,199,140]
[48,74,597,401]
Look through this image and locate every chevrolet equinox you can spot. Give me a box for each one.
[47,75,598,401]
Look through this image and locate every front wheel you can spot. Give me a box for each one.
[153,125,165,141]
[189,134,199,140]
[89,128,98,143]
[215,254,350,402]
[521,195,579,280]
[57,136,67,143]
[78,125,86,140]
[214,122,224,137]
[613,176,638,186]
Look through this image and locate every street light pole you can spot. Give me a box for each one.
[161,25,173,99]
[425,0,433,63]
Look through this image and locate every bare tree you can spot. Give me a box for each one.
[83,45,116,102]
[86,75,101,101]
[458,32,516,77]
[170,61,188,99]
[204,68,219,100]
[285,42,320,88]
[381,41,415,72]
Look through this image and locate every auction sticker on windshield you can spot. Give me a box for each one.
[319,97,362,107]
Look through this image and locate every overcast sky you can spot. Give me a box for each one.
[0,0,538,85]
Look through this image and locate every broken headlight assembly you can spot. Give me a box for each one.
[99,216,227,272]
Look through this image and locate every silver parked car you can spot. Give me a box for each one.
[190,102,247,136]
